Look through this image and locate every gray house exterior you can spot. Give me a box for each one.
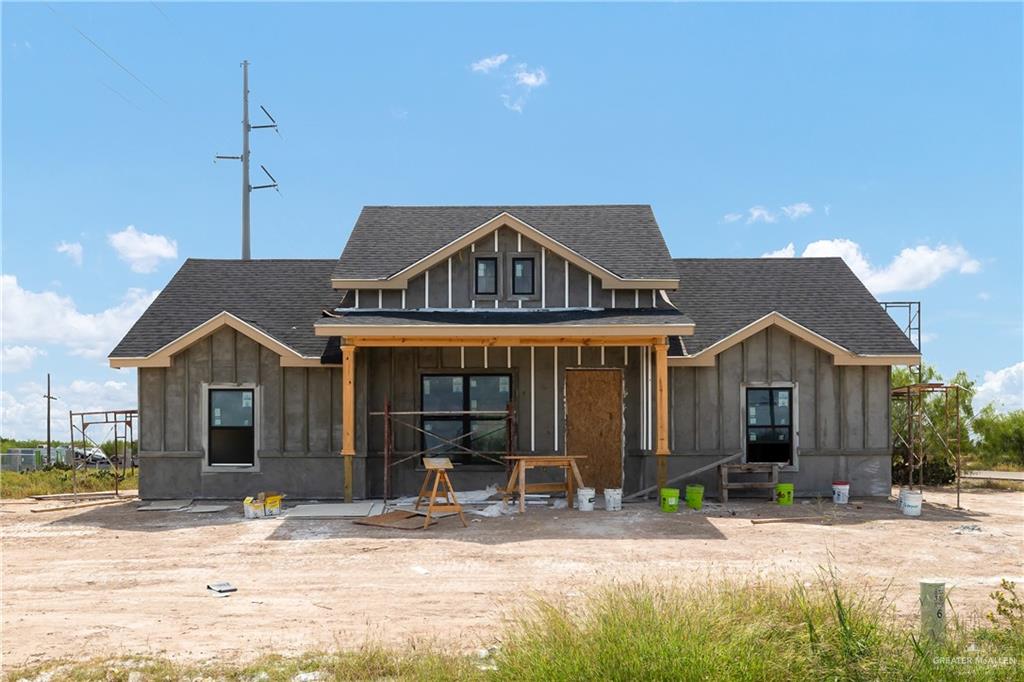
[110,205,920,501]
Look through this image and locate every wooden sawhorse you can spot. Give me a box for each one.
[502,455,586,513]
[414,457,468,529]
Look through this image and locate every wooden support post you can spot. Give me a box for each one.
[341,344,356,503]
[654,342,670,488]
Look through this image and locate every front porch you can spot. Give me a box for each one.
[330,332,678,502]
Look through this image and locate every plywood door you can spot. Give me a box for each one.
[565,369,623,492]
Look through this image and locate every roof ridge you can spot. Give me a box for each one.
[361,204,652,209]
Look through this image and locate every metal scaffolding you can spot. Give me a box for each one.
[891,383,965,508]
[370,401,517,503]
[67,409,138,500]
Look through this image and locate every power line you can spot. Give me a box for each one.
[45,3,169,106]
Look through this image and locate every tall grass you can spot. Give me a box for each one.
[7,576,1022,681]
[0,467,138,499]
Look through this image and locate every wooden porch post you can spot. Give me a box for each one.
[341,344,357,502]
[654,341,670,489]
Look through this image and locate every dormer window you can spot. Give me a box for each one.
[512,257,535,295]
[475,257,498,295]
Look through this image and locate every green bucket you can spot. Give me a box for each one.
[660,487,680,513]
[685,484,704,510]
[776,483,794,506]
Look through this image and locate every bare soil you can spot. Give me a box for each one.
[2,487,1021,671]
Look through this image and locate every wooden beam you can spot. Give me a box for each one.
[341,345,356,503]
[341,335,665,348]
[654,342,669,456]
[654,341,669,488]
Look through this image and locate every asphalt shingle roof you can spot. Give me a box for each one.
[109,259,342,359]
[668,258,920,356]
[333,205,678,281]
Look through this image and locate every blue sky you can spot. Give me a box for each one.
[2,2,1021,439]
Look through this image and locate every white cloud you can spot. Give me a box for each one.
[781,202,813,220]
[761,238,981,294]
[0,377,136,440]
[107,225,177,273]
[973,362,1024,413]
[920,332,939,344]
[472,54,547,112]
[471,54,509,73]
[56,241,84,266]
[761,243,796,258]
[514,66,547,88]
[746,206,777,224]
[0,275,158,359]
[723,213,744,223]
[977,291,991,301]
[0,346,46,373]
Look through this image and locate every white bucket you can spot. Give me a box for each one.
[577,487,596,512]
[604,488,623,512]
[897,488,908,510]
[832,481,850,505]
[902,490,923,517]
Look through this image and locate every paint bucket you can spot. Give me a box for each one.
[604,488,623,512]
[660,487,680,513]
[776,483,794,506]
[897,488,908,510]
[832,481,850,505]
[902,490,923,517]
[577,487,596,512]
[685,484,704,510]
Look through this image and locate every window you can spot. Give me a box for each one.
[512,257,535,295]
[475,257,498,295]
[421,374,510,465]
[746,388,792,464]
[208,388,255,466]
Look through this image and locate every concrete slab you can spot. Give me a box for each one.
[286,501,379,518]
[138,499,192,511]
[185,504,230,513]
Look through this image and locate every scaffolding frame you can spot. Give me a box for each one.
[890,383,965,509]
[370,401,517,503]
[882,301,923,383]
[67,409,138,501]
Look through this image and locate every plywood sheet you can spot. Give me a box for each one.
[354,510,437,530]
[286,502,379,518]
[565,369,623,492]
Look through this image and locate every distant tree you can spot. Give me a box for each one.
[971,407,1024,468]
[891,364,975,484]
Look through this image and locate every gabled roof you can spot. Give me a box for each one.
[667,258,920,361]
[333,205,678,284]
[109,259,342,365]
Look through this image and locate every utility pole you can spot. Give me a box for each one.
[216,60,280,260]
[43,373,57,465]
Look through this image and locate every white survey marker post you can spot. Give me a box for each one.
[920,581,946,643]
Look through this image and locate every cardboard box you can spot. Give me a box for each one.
[243,491,284,519]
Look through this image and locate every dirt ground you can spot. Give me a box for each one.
[2,487,1021,671]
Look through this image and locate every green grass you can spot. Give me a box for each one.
[0,467,138,499]
[6,576,1022,681]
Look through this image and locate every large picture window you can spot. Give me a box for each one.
[208,388,255,466]
[421,374,510,465]
[746,387,792,464]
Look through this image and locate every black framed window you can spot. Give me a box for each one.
[209,388,255,466]
[475,257,498,296]
[512,257,535,295]
[746,388,792,464]
[421,374,510,465]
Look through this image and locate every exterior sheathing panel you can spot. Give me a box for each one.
[137,327,348,500]
[344,227,659,310]
[665,325,892,497]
